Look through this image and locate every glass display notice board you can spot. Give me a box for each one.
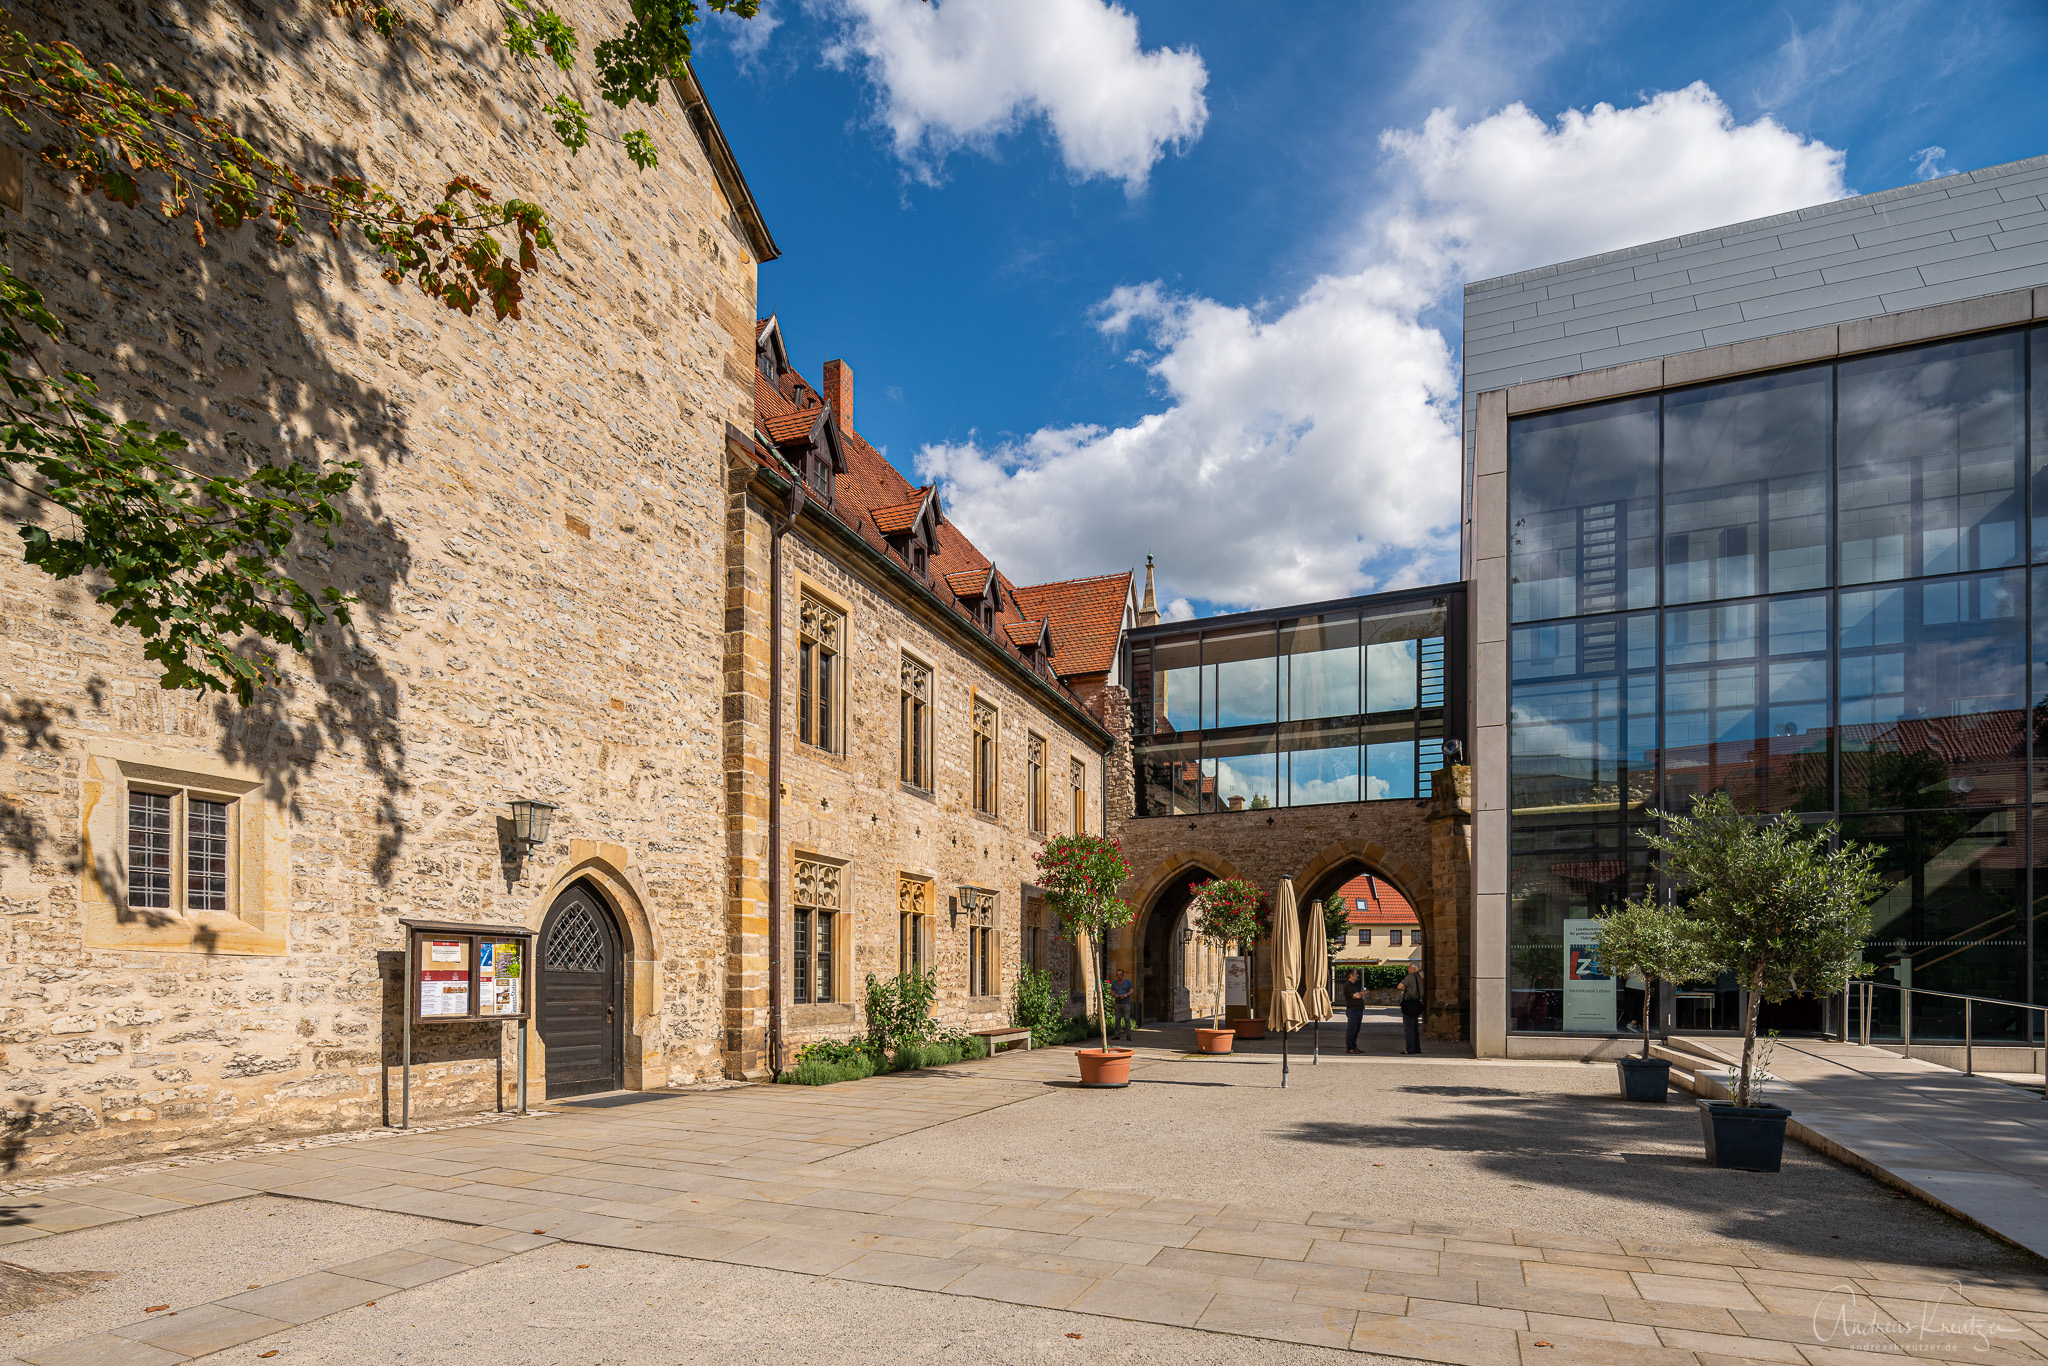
[406,926,532,1022]
[398,918,536,1128]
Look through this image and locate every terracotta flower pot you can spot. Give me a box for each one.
[1076,1047,1134,1087]
[1194,1027,1235,1054]
[1232,1019,1267,1040]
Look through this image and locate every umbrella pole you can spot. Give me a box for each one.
[1313,1020,1320,1064]
[1281,1024,1289,1088]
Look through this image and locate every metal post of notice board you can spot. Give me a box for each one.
[398,918,537,1130]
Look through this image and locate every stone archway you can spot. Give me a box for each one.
[1133,864,1224,1023]
[524,839,664,1095]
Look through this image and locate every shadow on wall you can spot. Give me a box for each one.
[0,0,464,893]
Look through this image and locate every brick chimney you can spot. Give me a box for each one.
[821,358,853,426]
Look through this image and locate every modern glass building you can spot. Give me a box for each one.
[1127,587,1464,817]
[1465,153,2048,1053]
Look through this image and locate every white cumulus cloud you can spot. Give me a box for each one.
[1379,81,1849,282]
[924,84,1849,610]
[821,0,1208,191]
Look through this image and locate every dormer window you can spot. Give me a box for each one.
[875,487,941,582]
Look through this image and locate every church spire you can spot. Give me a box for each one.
[1138,554,1158,627]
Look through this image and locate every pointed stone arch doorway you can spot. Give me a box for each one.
[537,882,624,1098]
[1138,865,1222,1024]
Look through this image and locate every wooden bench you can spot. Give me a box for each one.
[973,1026,1033,1055]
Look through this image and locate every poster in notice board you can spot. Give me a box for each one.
[418,937,472,1018]
[477,938,523,1017]
[1562,918,1615,1032]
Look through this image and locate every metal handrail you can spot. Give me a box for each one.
[1845,979,2048,1099]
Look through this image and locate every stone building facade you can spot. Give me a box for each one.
[729,320,1131,1074]
[1,0,776,1172]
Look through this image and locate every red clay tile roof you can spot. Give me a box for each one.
[1011,572,1131,680]
[762,408,823,444]
[1333,872,1418,926]
[1004,619,1051,650]
[945,567,995,598]
[747,321,1125,707]
[870,491,932,536]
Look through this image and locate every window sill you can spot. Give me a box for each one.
[900,782,935,801]
[796,740,847,764]
[973,810,1001,825]
[790,1002,855,1027]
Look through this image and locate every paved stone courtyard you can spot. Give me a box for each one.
[5,1022,2048,1364]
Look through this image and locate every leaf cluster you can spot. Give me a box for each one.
[1650,792,1880,1003]
[497,0,760,172]
[1189,877,1266,949]
[4,27,558,322]
[0,248,358,703]
[1033,834,1134,939]
[1592,899,1719,994]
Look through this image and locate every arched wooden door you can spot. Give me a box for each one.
[538,883,623,1098]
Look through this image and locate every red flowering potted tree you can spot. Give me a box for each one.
[1034,833,1136,1087]
[1191,878,1266,1046]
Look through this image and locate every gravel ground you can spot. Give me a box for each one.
[0,1196,465,1358]
[839,1019,2040,1275]
[241,1239,1396,1366]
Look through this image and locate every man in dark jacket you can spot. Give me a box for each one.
[1342,971,1366,1053]
[1399,965,1424,1054]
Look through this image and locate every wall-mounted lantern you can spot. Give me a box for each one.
[504,798,558,862]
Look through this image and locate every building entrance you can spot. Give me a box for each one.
[1140,868,1213,1023]
[538,883,624,1098]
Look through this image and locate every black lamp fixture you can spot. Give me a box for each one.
[505,797,558,861]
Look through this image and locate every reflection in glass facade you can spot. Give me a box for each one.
[1507,324,2047,1035]
[1130,590,1457,817]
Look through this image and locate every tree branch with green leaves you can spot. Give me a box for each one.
[1592,898,1720,1061]
[1649,793,1881,1106]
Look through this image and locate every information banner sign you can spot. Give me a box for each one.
[1224,955,1248,1007]
[419,937,472,1018]
[1562,918,1615,1032]
[477,938,523,1017]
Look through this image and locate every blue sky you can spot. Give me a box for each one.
[694,0,2048,617]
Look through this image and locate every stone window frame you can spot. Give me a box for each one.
[1069,756,1087,836]
[970,694,999,819]
[898,872,934,978]
[961,885,998,998]
[81,738,286,956]
[1025,732,1047,835]
[792,851,848,1006]
[899,651,934,794]
[796,583,847,756]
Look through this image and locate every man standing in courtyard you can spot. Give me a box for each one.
[1343,970,1366,1053]
[1399,965,1423,1055]
[1111,967,1135,1041]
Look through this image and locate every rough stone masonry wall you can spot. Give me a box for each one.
[0,0,756,1172]
[726,513,1110,1067]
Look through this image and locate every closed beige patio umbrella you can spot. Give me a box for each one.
[1303,897,1333,1064]
[1266,876,1308,1086]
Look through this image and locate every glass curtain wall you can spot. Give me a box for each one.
[1507,325,2040,1036]
[1131,593,1453,816]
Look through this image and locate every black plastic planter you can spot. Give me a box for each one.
[1698,1098,1791,1171]
[1615,1056,1671,1102]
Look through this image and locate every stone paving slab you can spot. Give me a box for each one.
[15,1042,2048,1363]
[1673,1036,2048,1263]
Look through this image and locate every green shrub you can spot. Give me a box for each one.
[779,1043,880,1086]
[1340,964,1415,991]
[1050,1014,1099,1046]
[1012,967,1063,1046]
[865,969,940,1055]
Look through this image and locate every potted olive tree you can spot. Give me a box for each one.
[1651,793,1879,1171]
[1593,899,1719,1102]
[1034,833,1136,1087]
[1189,877,1264,1053]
